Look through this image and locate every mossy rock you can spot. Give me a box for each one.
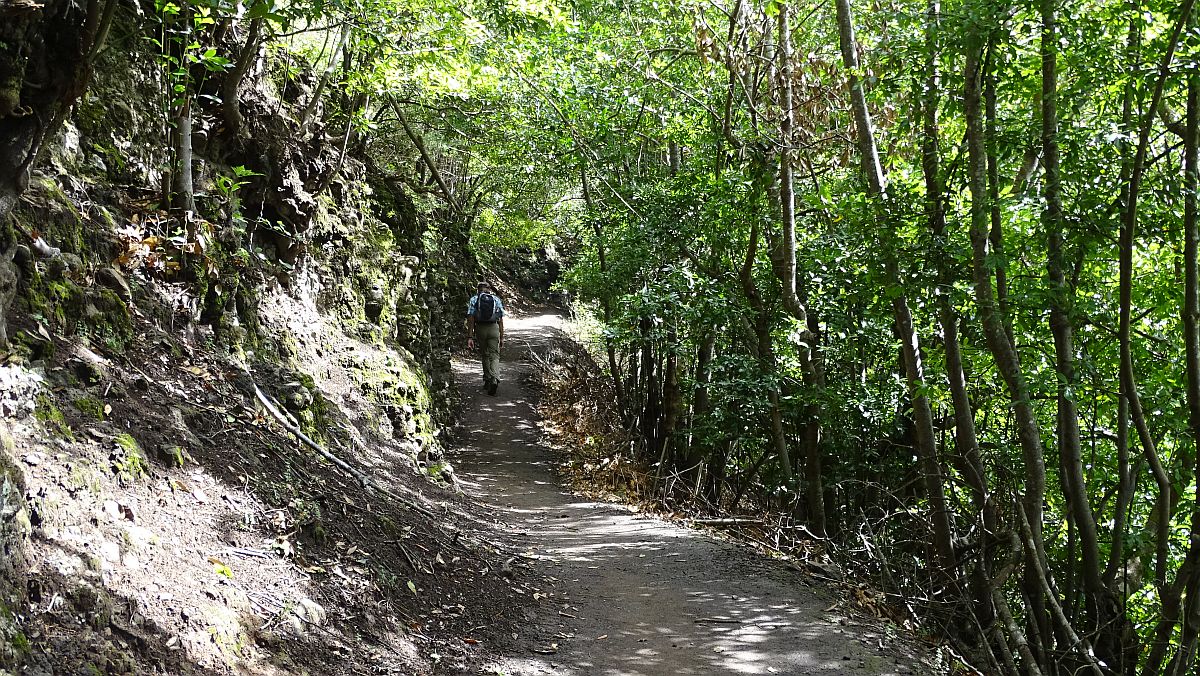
[79,289,133,352]
[73,396,105,421]
[25,278,84,331]
[157,445,187,468]
[111,434,148,484]
[34,394,72,440]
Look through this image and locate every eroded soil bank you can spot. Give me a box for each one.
[450,314,932,676]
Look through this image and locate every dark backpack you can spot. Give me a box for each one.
[475,292,500,322]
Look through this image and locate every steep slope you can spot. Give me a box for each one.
[0,8,530,675]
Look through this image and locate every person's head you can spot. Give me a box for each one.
[477,280,493,294]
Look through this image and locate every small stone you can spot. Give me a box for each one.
[12,244,31,271]
[291,597,325,627]
[281,381,313,412]
[125,525,155,550]
[22,452,44,466]
[99,541,120,563]
[122,552,141,569]
[95,267,132,304]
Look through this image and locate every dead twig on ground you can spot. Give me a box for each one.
[252,381,437,519]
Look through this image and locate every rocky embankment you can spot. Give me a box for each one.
[0,12,532,675]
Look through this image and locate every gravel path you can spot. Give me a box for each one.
[450,314,926,676]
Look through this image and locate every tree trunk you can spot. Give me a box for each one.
[580,164,629,417]
[222,16,264,138]
[173,89,197,216]
[964,28,1054,666]
[685,332,717,493]
[833,0,954,574]
[1041,0,1107,652]
[657,329,682,481]
[1123,4,1197,671]
[1166,29,1200,676]
[301,23,350,128]
[983,53,1013,344]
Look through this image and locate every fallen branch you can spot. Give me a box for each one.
[692,518,761,526]
[253,382,436,518]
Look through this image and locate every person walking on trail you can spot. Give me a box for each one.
[466,281,505,395]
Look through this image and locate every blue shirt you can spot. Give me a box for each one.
[466,293,504,321]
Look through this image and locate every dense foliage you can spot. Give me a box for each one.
[487,0,1200,674]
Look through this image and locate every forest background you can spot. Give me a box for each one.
[2,0,1199,673]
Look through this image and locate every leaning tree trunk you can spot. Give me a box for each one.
[964,27,1055,667]
[830,0,955,574]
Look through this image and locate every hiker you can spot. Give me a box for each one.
[465,281,505,395]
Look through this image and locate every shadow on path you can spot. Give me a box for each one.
[449,314,919,675]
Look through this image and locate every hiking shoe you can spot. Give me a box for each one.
[487,380,498,396]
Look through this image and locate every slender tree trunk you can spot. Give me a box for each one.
[301,23,350,128]
[169,0,197,218]
[965,28,1054,667]
[686,332,717,493]
[658,329,682,480]
[833,0,955,574]
[173,89,197,216]
[1119,2,1197,672]
[581,164,629,417]
[984,52,1013,344]
[222,16,264,138]
[921,0,994,542]
[1041,0,1107,649]
[394,102,456,212]
[1166,31,1200,676]
[1103,11,1140,602]
[1101,27,1142,676]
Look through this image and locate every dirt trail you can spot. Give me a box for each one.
[450,314,925,676]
